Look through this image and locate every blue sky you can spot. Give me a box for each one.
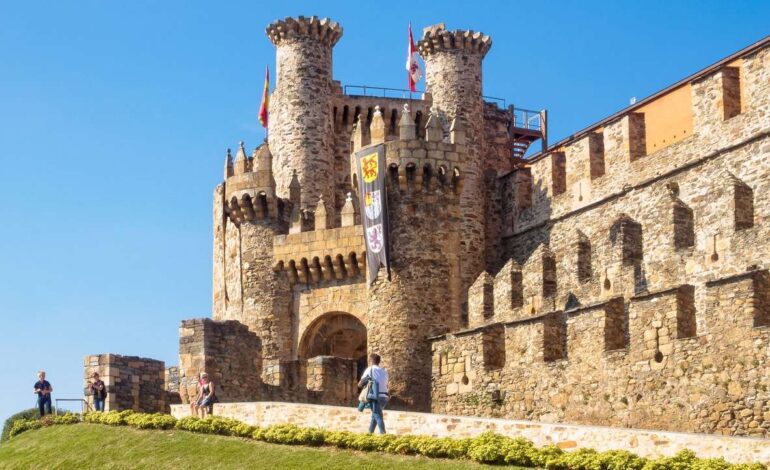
[0,0,767,426]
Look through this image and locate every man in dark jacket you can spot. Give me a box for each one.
[33,371,53,417]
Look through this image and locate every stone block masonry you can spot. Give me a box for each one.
[178,319,263,404]
[434,38,770,437]
[83,354,167,413]
[89,16,770,445]
[170,402,770,465]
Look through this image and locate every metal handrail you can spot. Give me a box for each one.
[483,96,507,107]
[342,84,507,107]
[55,398,92,415]
[511,107,543,131]
[343,85,423,100]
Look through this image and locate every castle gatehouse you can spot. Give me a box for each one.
[86,16,770,440]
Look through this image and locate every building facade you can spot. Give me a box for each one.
[89,16,770,437]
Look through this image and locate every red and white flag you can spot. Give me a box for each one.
[406,23,422,92]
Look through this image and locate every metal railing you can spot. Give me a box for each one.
[343,85,423,100]
[55,398,92,415]
[483,96,506,107]
[511,107,544,131]
[342,84,507,107]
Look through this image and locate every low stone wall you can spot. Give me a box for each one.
[178,318,263,404]
[84,354,167,413]
[171,402,770,464]
[305,356,358,406]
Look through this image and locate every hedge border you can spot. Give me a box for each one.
[8,411,766,470]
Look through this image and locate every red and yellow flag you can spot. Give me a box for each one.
[258,65,270,128]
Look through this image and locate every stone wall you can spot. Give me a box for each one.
[432,271,770,437]
[434,42,770,436]
[165,366,181,405]
[178,319,263,404]
[305,356,358,406]
[83,354,166,413]
[170,402,770,465]
[498,47,769,248]
[211,145,293,363]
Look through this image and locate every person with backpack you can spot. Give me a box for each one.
[33,371,53,417]
[87,372,107,411]
[357,353,389,434]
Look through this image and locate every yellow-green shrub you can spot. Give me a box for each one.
[8,420,43,438]
[8,410,768,470]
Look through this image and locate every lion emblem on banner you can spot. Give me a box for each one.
[366,224,384,254]
[361,153,379,183]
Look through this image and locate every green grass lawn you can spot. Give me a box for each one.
[0,423,513,469]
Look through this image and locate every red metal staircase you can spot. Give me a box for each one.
[509,107,547,159]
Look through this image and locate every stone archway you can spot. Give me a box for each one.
[298,312,368,405]
[299,312,368,378]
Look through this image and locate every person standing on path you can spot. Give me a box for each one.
[33,371,53,417]
[195,372,216,418]
[358,353,389,434]
[88,372,106,412]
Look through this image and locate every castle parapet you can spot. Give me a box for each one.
[417,23,492,58]
[266,16,343,47]
[221,142,289,227]
[272,225,366,285]
[351,106,466,198]
[507,41,769,236]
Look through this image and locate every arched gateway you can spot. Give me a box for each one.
[299,312,366,405]
[299,312,368,377]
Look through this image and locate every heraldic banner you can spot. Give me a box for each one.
[354,144,390,284]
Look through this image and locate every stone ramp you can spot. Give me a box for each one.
[171,402,770,464]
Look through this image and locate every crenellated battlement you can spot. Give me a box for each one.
[417,23,492,58]
[221,142,288,227]
[266,16,343,47]
[195,18,770,435]
[503,41,769,240]
[351,106,466,200]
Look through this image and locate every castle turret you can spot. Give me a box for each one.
[266,16,342,211]
[418,24,492,318]
[355,108,465,411]
[212,142,293,361]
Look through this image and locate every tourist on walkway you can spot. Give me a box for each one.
[33,371,53,417]
[189,372,203,416]
[195,372,216,418]
[358,353,389,434]
[87,372,106,412]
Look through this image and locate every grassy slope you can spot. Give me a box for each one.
[0,424,505,470]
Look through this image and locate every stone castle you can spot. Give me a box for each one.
[86,17,770,438]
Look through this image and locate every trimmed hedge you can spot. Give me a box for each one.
[8,411,767,470]
[8,413,79,439]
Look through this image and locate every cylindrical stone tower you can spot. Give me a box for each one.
[212,143,293,360]
[266,16,342,210]
[418,24,492,315]
[358,110,465,412]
